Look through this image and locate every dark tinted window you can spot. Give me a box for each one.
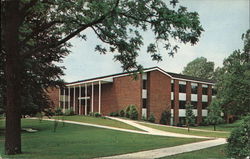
[191,85,198,94]
[179,84,186,93]
[143,99,147,108]
[179,101,186,109]
[171,83,174,92]
[143,80,147,89]
[202,87,208,95]
[202,102,208,109]
[191,101,198,109]
[171,100,174,109]
[212,88,217,95]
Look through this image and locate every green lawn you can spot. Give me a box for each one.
[160,144,227,159]
[0,119,205,159]
[139,123,230,138]
[191,120,242,132]
[51,115,143,131]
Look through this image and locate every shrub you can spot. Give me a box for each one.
[129,105,138,120]
[54,107,63,116]
[88,112,94,116]
[148,113,155,123]
[0,108,4,115]
[160,110,171,125]
[64,108,74,116]
[109,111,119,117]
[119,109,125,117]
[125,106,131,118]
[226,115,250,158]
[142,115,147,121]
[94,112,101,117]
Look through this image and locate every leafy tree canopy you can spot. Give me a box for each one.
[1,0,204,154]
[182,57,215,79]
[215,29,250,116]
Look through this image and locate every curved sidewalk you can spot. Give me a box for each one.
[106,117,210,139]
[98,138,227,159]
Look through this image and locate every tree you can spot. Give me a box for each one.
[185,103,195,132]
[182,57,215,79]
[215,29,250,116]
[205,99,224,131]
[227,115,250,159]
[160,110,171,125]
[1,0,204,154]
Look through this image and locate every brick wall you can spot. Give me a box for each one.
[173,79,179,125]
[148,70,171,123]
[46,87,59,109]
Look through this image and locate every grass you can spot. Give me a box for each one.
[0,119,205,159]
[51,115,143,131]
[191,120,242,132]
[139,123,230,138]
[160,144,227,159]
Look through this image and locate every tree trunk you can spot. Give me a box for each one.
[3,1,22,155]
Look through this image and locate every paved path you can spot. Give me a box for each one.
[136,120,229,133]
[106,117,210,139]
[98,138,227,159]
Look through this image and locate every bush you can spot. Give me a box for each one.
[148,113,155,123]
[125,106,131,118]
[88,112,94,116]
[119,109,125,117]
[109,111,119,117]
[94,112,101,117]
[129,105,138,120]
[54,107,63,116]
[0,108,4,115]
[64,108,74,116]
[226,115,250,158]
[160,110,171,125]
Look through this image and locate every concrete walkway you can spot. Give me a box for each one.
[106,117,210,139]
[98,138,227,159]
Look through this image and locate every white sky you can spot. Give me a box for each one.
[59,0,250,82]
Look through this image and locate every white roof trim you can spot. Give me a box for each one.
[66,67,215,86]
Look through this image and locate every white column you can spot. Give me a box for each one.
[73,86,76,112]
[59,88,61,108]
[85,84,87,115]
[63,88,65,113]
[98,81,101,114]
[68,87,70,110]
[91,82,94,112]
[79,85,81,115]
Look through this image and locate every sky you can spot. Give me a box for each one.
[59,0,250,82]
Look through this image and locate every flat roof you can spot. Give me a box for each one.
[66,66,215,85]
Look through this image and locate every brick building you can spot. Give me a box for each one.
[47,67,216,125]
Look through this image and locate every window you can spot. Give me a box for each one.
[212,88,217,96]
[179,101,186,109]
[202,87,208,95]
[191,85,198,94]
[171,83,174,92]
[60,89,64,95]
[142,99,147,108]
[202,102,208,109]
[143,80,147,89]
[171,100,174,109]
[191,101,198,109]
[179,84,186,93]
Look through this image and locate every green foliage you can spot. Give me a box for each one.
[129,105,138,120]
[125,106,131,118]
[36,112,43,122]
[227,115,250,158]
[148,113,155,123]
[93,112,102,117]
[205,99,224,131]
[109,111,119,117]
[182,57,215,79]
[119,109,125,117]
[215,29,250,116]
[54,107,63,116]
[64,108,74,116]
[160,110,171,125]
[185,103,195,132]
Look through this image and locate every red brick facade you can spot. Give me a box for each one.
[48,67,214,125]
